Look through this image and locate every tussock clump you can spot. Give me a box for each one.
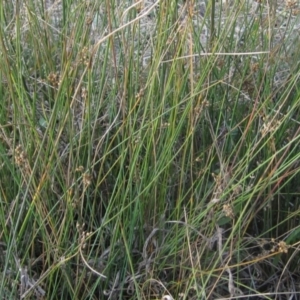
[1,0,300,299]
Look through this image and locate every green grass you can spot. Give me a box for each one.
[1,0,300,299]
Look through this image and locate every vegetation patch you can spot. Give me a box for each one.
[1,0,300,299]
